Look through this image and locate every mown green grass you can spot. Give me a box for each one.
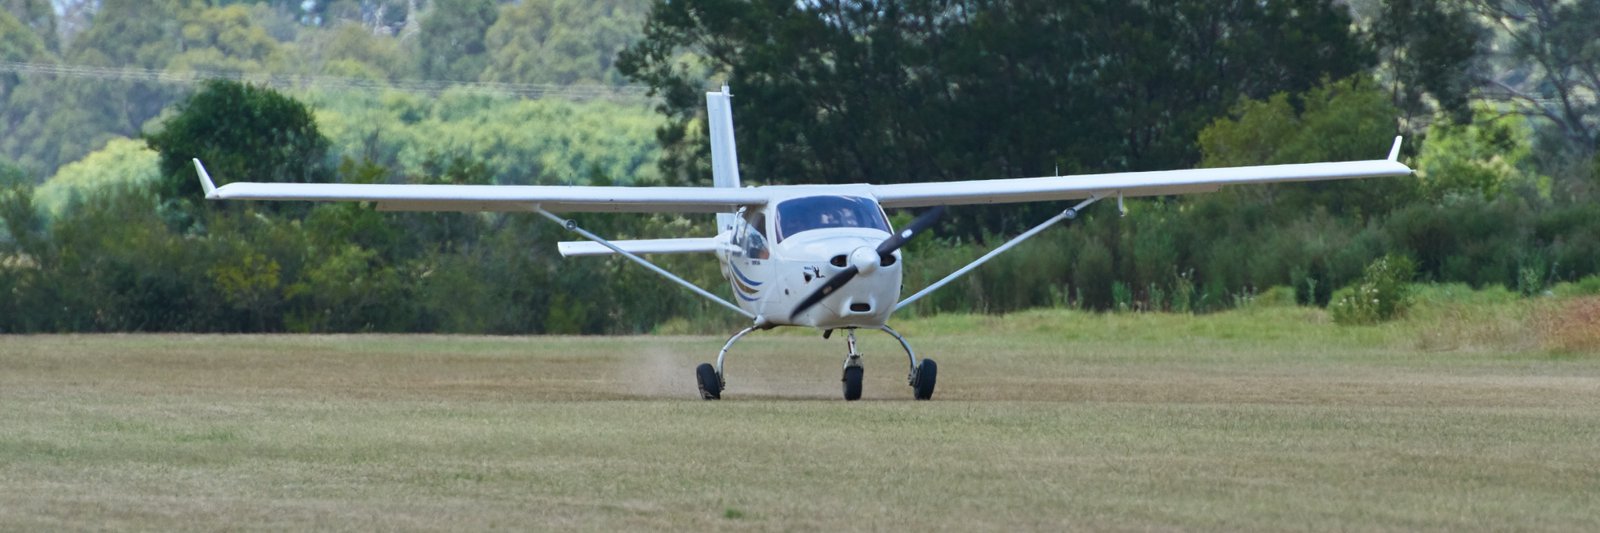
[2,296,1598,530]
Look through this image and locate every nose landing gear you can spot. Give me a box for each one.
[842,331,864,401]
[836,326,935,401]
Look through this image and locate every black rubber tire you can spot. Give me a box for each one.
[912,359,937,400]
[842,365,864,401]
[695,363,722,400]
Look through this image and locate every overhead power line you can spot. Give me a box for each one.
[0,61,655,102]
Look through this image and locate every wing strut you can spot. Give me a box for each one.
[894,194,1106,313]
[534,207,757,321]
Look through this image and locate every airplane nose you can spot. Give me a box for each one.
[849,246,880,274]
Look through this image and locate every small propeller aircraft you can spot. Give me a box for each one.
[193,86,1412,401]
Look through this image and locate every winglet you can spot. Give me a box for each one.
[192,158,217,198]
[1387,136,1403,162]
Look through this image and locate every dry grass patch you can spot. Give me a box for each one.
[1535,295,1600,353]
[1406,299,1541,353]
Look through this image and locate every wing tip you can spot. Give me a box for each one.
[192,158,218,199]
[1388,136,1403,162]
[555,241,582,258]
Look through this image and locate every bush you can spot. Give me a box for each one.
[1247,286,1299,309]
[1171,270,1196,313]
[1071,235,1115,310]
[1111,281,1134,312]
[1329,254,1417,325]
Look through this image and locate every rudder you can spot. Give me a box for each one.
[707,85,740,233]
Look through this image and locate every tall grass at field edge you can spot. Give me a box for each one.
[655,281,1600,356]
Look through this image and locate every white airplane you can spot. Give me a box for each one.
[192,86,1412,401]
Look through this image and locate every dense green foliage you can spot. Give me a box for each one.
[306,89,663,186]
[0,0,651,180]
[33,138,160,217]
[1,0,1598,333]
[416,0,499,82]
[483,0,650,86]
[620,0,1374,232]
[0,169,730,333]
[900,74,1600,316]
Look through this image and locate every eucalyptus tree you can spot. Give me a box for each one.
[414,0,498,81]
[482,0,650,86]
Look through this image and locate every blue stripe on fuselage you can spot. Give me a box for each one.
[730,264,764,287]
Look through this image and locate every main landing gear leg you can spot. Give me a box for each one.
[882,325,937,400]
[697,325,758,400]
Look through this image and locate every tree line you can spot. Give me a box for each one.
[1,0,1598,334]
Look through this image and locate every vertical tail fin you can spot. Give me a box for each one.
[707,85,740,233]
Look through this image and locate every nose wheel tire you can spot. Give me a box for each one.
[842,365,864,401]
[696,363,722,400]
[912,359,937,400]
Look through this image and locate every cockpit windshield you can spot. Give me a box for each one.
[776,195,890,242]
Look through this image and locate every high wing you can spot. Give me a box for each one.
[871,138,1412,208]
[557,237,723,257]
[197,137,1410,213]
[193,160,765,214]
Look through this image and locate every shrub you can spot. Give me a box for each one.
[1171,269,1196,313]
[1111,281,1134,312]
[1071,236,1115,310]
[1248,285,1299,308]
[1147,282,1167,311]
[1329,254,1417,325]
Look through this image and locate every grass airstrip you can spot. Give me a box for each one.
[3,286,1598,530]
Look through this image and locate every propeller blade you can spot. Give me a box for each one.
[790,265,858,320]
[876,205,945,257]
[790,207,943,321]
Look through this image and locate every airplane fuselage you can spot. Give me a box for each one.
[714,192,903,329]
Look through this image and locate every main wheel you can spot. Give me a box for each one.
[695,363,722,400]
[912,359,937,400]
[842,365,864,401]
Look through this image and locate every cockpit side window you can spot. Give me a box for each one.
[776,195,890,242]
[743,211,769,259]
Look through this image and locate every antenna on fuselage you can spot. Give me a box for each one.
[707,85,741,234]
